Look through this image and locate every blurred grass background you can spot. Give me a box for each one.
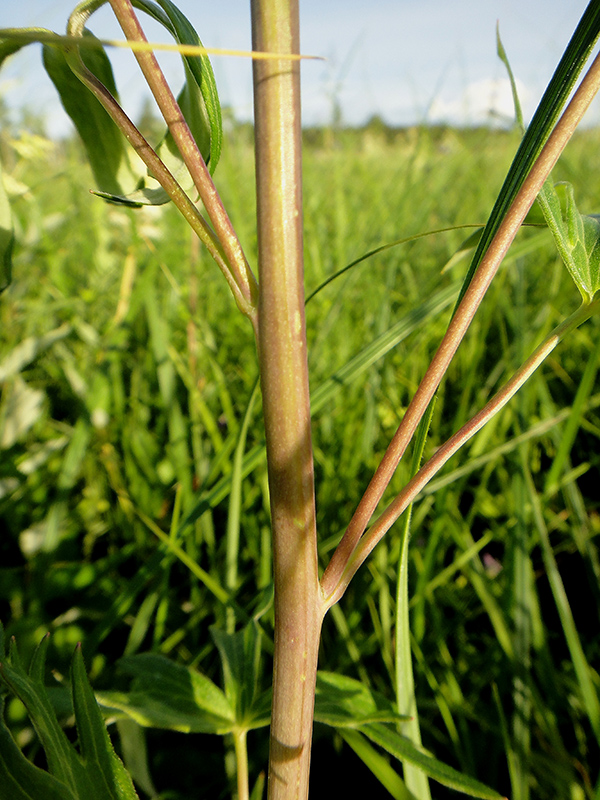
[1,116,599,798]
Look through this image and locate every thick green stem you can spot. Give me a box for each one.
[251,1,323,798]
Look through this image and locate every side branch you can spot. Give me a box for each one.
[324,299,600,607]
[321,48,600,599]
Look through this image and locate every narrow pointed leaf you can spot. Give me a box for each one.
[461,1,600,301]
[361,724,507,800]
[71,645,140,800]
[0,698,74,800]
[42,32,130,196]
[340,729,413,800]
[0,641,88,791]
[28,632,51,685]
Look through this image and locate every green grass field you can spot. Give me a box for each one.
[1,119,599,798]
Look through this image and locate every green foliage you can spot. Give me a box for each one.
[2,1,600,795]
[42,31,131,199]
[537,181,600,303]
[0,158,13,291]
[0,0,222,210]
[2,119,599,798]
[133,0,223,172]
[0,623,139,800]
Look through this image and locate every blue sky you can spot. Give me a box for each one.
[1,1,599,135]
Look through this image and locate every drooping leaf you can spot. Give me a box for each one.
[132,0,222,172]
[0,158,13,292]
[360,724,507,800]
[0,35,28,67]
[314,671,505,797]
[42,31,134,197]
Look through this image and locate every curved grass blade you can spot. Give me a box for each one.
[340,729,413,800]
[361,723,507,800]
[305,225,479,305]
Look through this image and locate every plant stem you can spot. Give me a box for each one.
[251,1,323,798]
[321,47,600,600]
[234,730,250,800]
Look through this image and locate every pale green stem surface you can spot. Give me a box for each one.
[251,1,323,798]
[234,729,250,800]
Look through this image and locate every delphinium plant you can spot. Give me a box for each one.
[1,1,600,799]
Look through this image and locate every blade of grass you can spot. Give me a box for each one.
[395,402,434,800]
[524,465,600,745]
[544,332,600,495]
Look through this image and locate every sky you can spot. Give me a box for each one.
[1,1,599,135]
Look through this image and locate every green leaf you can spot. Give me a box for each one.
[98,653,235,734]
[0,637,88,791]
[0,628,139,800]
[536,180,600,303]
[461,1,600,304]
[249,771,266,800]
[42,32,133,197]
[133,0,222,173]
[211,623,271,730]
[0,36,27,67]
[314,671,404,728]
[0,323,72,382]
[361,724,507,800]
[340,729,414,800]
[314,672,504,797]
[0,158,13,292]
[71,645,140,800]
[0,697,75,800]
[0,27,60,69]
[563,182,600,301]
[496,24,525,132]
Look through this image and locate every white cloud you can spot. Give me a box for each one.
[428,77,530,127]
